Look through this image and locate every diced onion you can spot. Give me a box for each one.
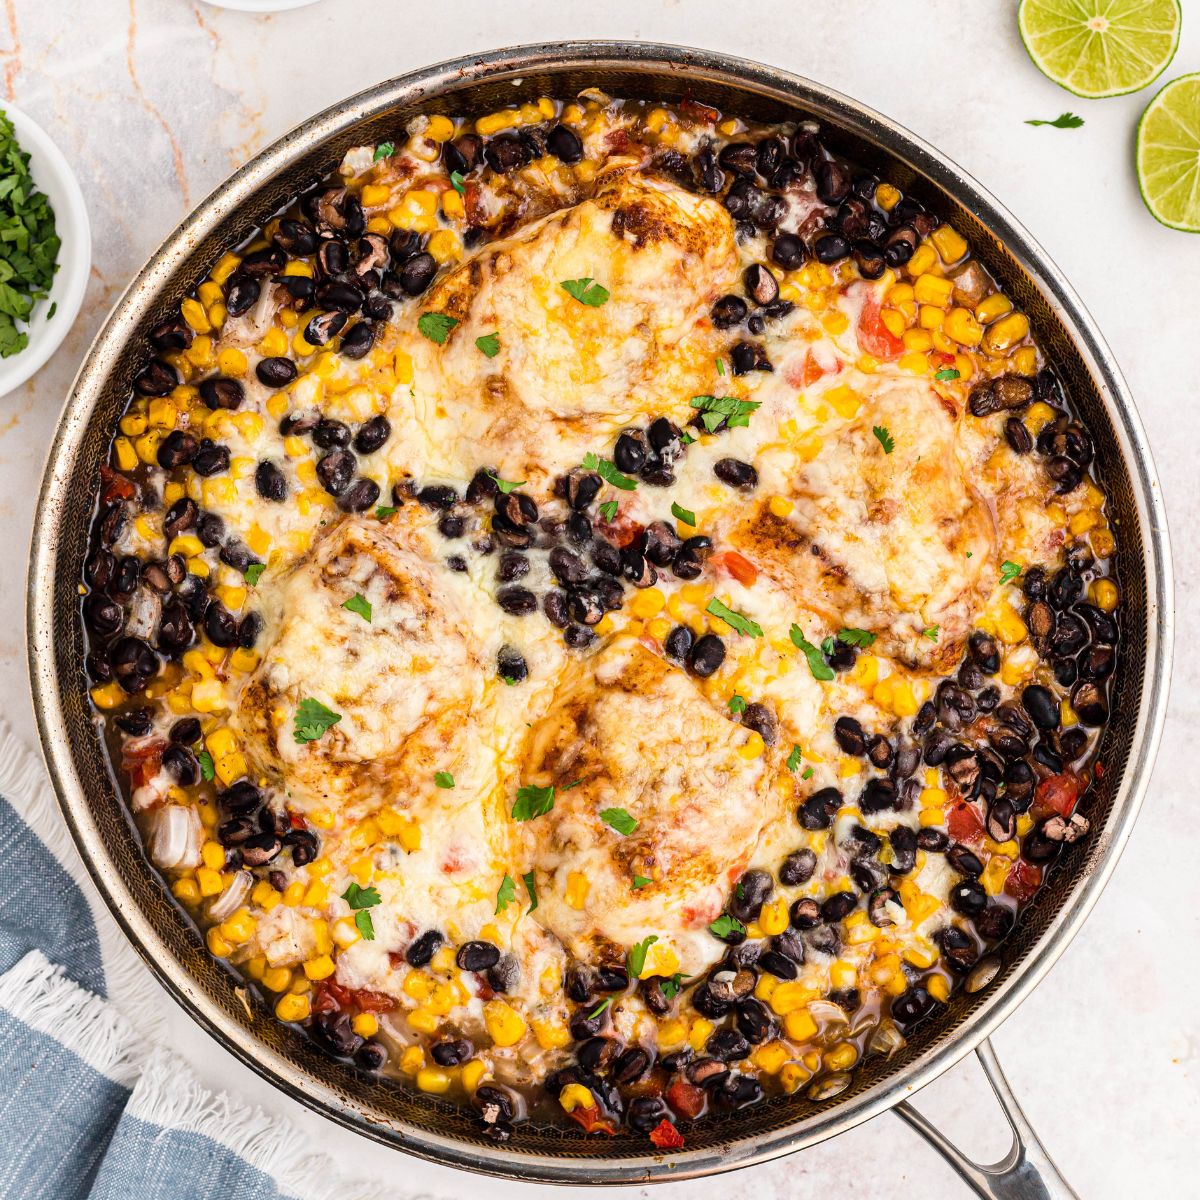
[147,804,202,871]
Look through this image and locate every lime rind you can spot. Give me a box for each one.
[1137,73,1200,233]
[1018,0,1182,99]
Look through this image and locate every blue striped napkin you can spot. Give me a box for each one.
[0,722,385,1200]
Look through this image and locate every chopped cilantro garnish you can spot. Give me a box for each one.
[599,807,638,835]
[487,471,526,494]
[293,698,341,744]
[728,694,747,714]
[706,597,763,638]
[632,874,652,889]
[790,624,834,682]
[873,425,895,454]
[434,771,455,789]
[375,505,397,519]
[561,277,609,306]
[934,367,961,382]
[373,141,395,160]
[922,625,940,642]
[661,972,687,1001]
[708,913,746,939]
[450,170,466,193]
[495,874,516,914]
[802,766,814,780]
[475,332,500,358]
[1025,112,1084,129]
[522,870,538,912]
[588,996,613,1019]
[511,783,555,821]
[627,935,659,978]
[689,394,761,432]
[342,592,371,622]
[244,563,265,587]
[598,500,618,521]
[417,311,458,344]
[716,358,726,376]
[837,627,877,648]
[582,451,637,491]
[1000,560,1023,586]
[342,883,381,940]
[671,501,696,526]
[196,747,215,782]
[786,744,803,772]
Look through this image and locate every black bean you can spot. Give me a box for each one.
[497,586,537,616]
[730,340,772,374]
[304,310,346,347]
[892,987,937,1027]
[82,593,122,639]
[938,925,977,972]
[338,478,379,513]
[438,514,465,539]
[398,252,437,296]
[949,878,988,916]
[540,122,583,163]
[133,358,180,398]
[688,633,725,678]
[415,484,457,510]
[1021,684,1060,731]
[497,645,527,683]
[283,828,319,866]
[813,158,850,204]
[813,231,850,263]
[613,429,649,474]
[821,891,858,923]
[456,940,500,972]
[779,848,817,886]
[339,321,375,360]
[495,490,538,527]
[663,624,693,661]
[314,279,364,313]
[431,1038,472,1067]
[1071,681,1108,726]
[204,603,239,648]
[548,545,587,587]
[770,232,806,270]
[711,294,748,330]
[729,869,773,924]
[406,930,443,967]
[713,458,758,490]
[741,702,777,747]
[860,778,898,814]
[198,377,244,411]
[169,717,202,746]
[975,904,1015,942]
[834,716,867,756]
[496,553,529,584]
[743,263,779,307]
[255,461,288,502]
[149,316,192,353]
[240,832,282,867]
[162,498,197,539]
[642,521,682,568]
[348,415,389,457]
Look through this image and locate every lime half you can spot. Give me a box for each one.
[1018,0,1181,99]
[1137,75,1200,232]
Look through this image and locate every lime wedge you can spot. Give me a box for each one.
[1018,0,1181,99]
[1137,74,1200,232]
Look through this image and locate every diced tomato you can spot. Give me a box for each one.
[599,511,645,550]
[313,979,396,1014]
[709,549,758,587]
[1004,858,1043,902]
[605,128,632,155]
[649,1119,685,1150]
[568,1105,616,1136]
[99,464,136,503]
[946,800,985,845]
[679,98,719,124]
[1035,772,1081,818]
[856,294,903,360]
[666,1079,706,1120]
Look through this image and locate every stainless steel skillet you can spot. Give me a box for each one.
[26,40,1172,1197]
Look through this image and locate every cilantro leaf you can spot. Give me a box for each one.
[716,358,726,376]
[706,597,763,638]
[790,624,834,682]
[342,883,381,910]
[627,934,659,978]
[495,873,516,914]
[671,501,696,526]
[373,141,395,160]
[434,771,455,789]
[661,972,687,1001]
[922,625,940,641]
[354,911,375,940]
[196,748,215,782]
[375,505,397,519]
[728,694,747,715]
[708,913,745,939]
[786,744,802,772]
[511,783,555,821]
[1025,112,1084,129]
[582,451,637,491]
[599,807,638,835]
[934,367,961,382]
[450,170,466,194]
[486,471,526,494]
[598,500,618,521]
[293,698,341,744]
[560,277,609,306]
[522,869,538,912]
[873,425,895,454]
[1000,560,1023,586]
[632,874,652,889]
[342,592,371,622]
[418,311,458,344]
[837,627,877,648]
[244,563,265,587]
[802,766,814,779]
[689,394,761,431]
[475,332,500,358]
[588,996,613,1019]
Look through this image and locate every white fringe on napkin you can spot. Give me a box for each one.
[0,949,142,1086]
[0,718,167,1038]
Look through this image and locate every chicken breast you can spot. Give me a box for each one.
[730,375,997,669]
[520,637,776,978]
[230,512,490,820]
[392,173,739,483]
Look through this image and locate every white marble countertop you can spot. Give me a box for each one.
[1,1,1195,1195]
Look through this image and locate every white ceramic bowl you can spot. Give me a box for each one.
[0,102,90,400]
[199,0,323,11]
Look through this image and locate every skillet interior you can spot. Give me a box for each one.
[26,42,1170,1183]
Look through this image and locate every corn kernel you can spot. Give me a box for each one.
[906,244,937,277]
[875,183,901,210]
[913,273,954,308]
[738,731,766,760]
[399,1045,426,1075]
[427,229,459,262]
[171,877,201,905]
[943,306,983,347]
[931,225,968,264]
[461,1059,487,1092]
[532,1016,571,1050]
[629,587,665,618]
[217,347,248,377]
[975,293,1013,324]
[983,312,1030,355]
[899,351,930,374]
[903,327,932,353]
[275,993,310,1022]
[783,1008,818,1041]
[559,1083,595,1113]
[206,927,233,958]
[181,297,211,334]
[759,896,789,936]
[332,915,362,949]
[995,603,1028,646]
[824,1042,858,1071]
[565,871,590,910]
[220,907,257,945]
[484,999,526,1047]
[688,1018,714,1051]
[1091,578,1118,612]
[768,495,794,518]
[89,681,125,710]
[196,866,223,897]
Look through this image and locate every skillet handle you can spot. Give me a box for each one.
[893,1038,1079,1200]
